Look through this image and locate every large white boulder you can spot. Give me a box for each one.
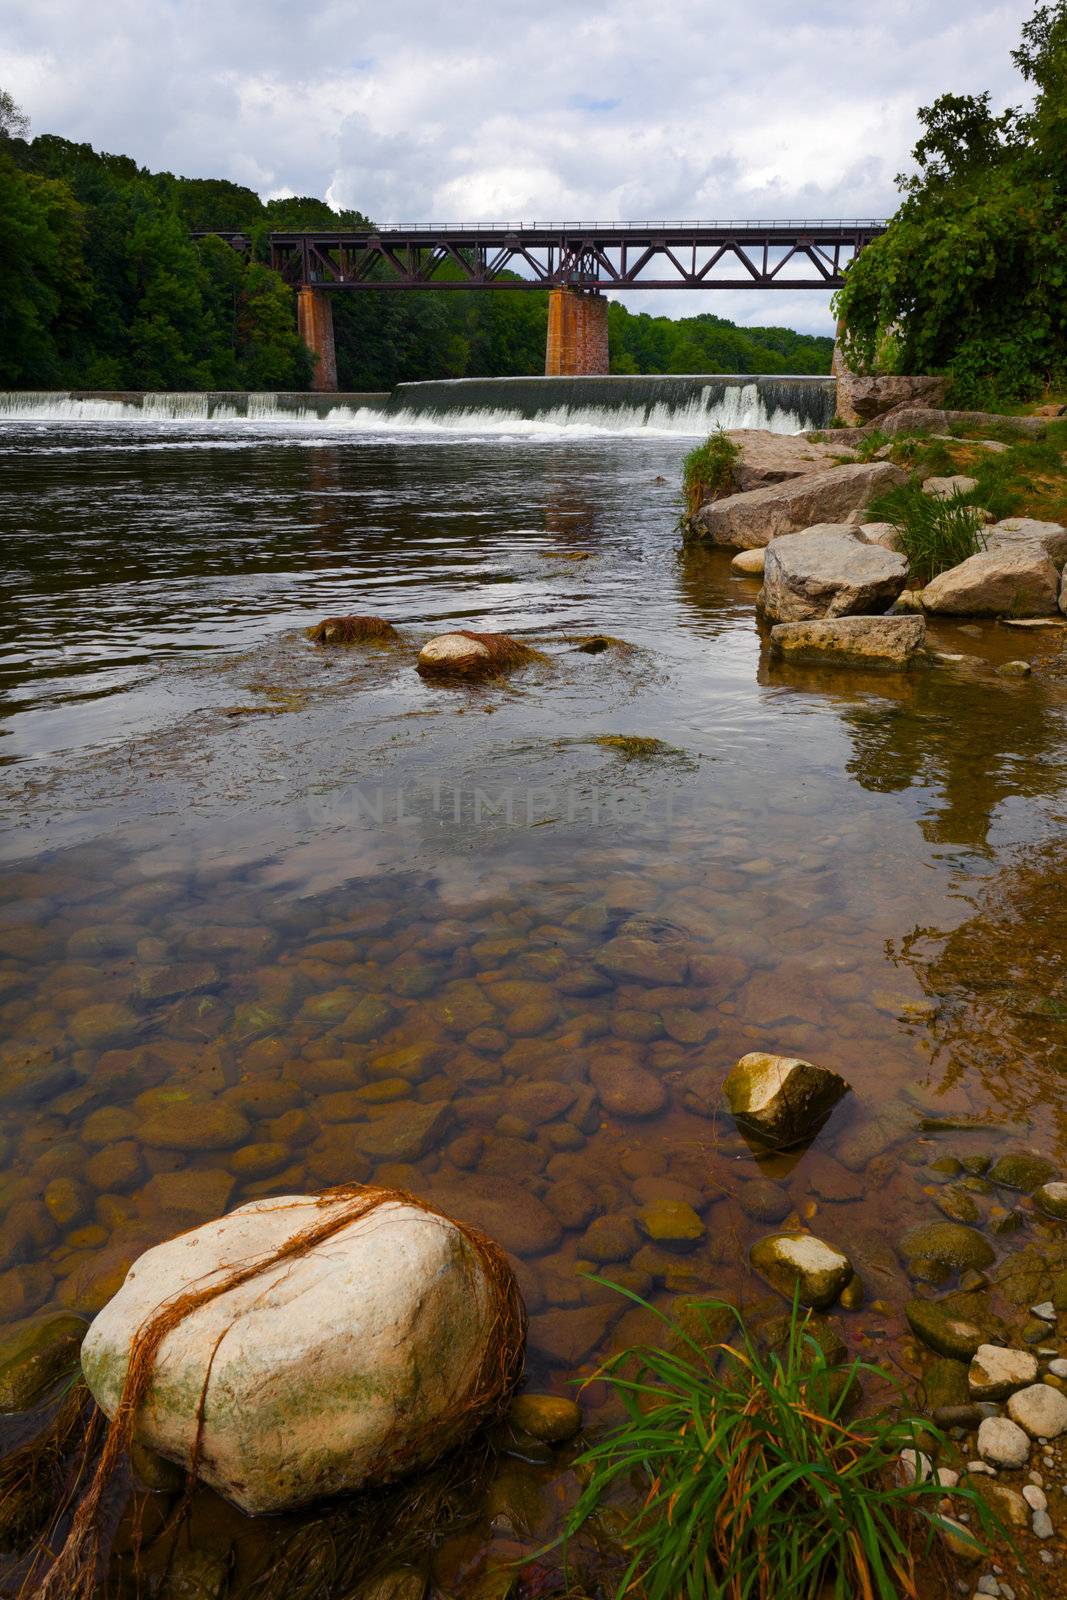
[921,547,1060,616]
[761,525,908,623]
[81,1194,512,1515]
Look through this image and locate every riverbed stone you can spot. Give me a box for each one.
[761,525,908,623]
[1034,1181,1067,1219]
[738,1178,792,1223]
[0,1312,88,1410]
[988,1152,1059,1193]
[1007,1383,1067,1439]
[977,1415,1031,1469]
[750,1232,852,1309]
[968,1344,1038,1401]
[429,1175,561,1257]
[770,614,925,669]
[722,1052,849,1149]
[68,1002,140,1048]
[905,1299,989,1361]
[637,1199,705,1245]
[594,936,688,986]
[508,1392,582,1443]
[352,1101,452,1163]
[81,1193,513,1515]
[921,548,1060,617]
[692,462,908,550]
[416,631,539,679]
[528,1303,613,1366]
[140,1096,251,1152]
[898,1222,994,1277]
[589,1056,666,1118]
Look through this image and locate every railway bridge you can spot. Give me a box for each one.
[197,220,886,391]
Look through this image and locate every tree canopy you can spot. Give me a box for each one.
[834,1,1067,406]
[0,114,833,391]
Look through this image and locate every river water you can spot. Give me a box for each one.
[1,398,1067,1595]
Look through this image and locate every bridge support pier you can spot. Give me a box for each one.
[297,287,338,392]
[545,288,609,376]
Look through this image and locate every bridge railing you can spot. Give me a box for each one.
[307,219,888,233]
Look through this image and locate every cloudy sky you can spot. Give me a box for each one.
[2,0,1038,334]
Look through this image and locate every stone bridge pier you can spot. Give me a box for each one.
[297,287,338,392]
[545,288,610,376]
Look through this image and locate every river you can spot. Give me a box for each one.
[1,386,1066,1595]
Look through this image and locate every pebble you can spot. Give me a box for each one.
[967,1460,995,1475]
[899,1448,932,1483]
[1007,1382,1067,1440]
[1032,1302,1056,1321]
[1032,1508,1054,1539]
[1049,1359,1067,1378]
[1040,1550,1054,1565]
[975,1574,999,1595]
[1023,1483,1048,1511]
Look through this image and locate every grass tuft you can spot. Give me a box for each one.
[865,481,986,585]
[682,430,742,518]
[562,1287,1005,1600]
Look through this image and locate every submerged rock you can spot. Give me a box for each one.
[722,1052,849,1150]
[416,631,541,678]
[750,1232,852,1309]
[897,1222,995,1278]
[905,1300,989,1361]
[988,1151,1059,1192]
[921,548,1060,617]
[81,1192,523,1516]
[770,614,925,670]
[508,1393,582,1443]
[0,1312,87,1411]
[1034,1181,1067,1219]
[761,525,908,623]
[730,548,765,576]
[306,615,399,646]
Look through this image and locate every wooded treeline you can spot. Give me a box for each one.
[0,131,833,392]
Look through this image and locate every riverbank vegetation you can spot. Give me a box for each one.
[835,0,1067,408]
[0,115,833,392]
[564,1292,999,1600]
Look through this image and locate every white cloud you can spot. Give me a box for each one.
[0,0,1039,334]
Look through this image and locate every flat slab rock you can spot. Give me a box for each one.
[761,524,908,623]
[968,1344,1038,1401]
[986,517,1067,569]
[691,462,907,551]
[922,546,1060,617]
[770,614,925,669]
[721,429,855,495]
[81,1194,502,1515]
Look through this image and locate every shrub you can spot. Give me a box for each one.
[866,481,986,583]
[563,1290,1002,1600]
[682,430,741,518]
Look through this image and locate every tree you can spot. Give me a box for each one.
[0,88,29,140]
[834,0,1067,405]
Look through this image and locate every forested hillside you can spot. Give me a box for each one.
[0,128,834,391]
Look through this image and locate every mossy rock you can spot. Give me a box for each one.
[988,1151,1059,1192]
[897,1222,994,1278]
[919,1355,971,1411]
[905,1299,989,1361]
[593,735,669,760]
[759,1312,847,1369]
[0,1312,88,1411]
[508,1393,582,1443]
[1034,1181,1067,1219]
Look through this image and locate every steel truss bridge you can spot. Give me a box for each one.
[195,220,886,292]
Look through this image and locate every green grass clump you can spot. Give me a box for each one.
[682,430,742,518]
[563,1289,1002,1600]
[851,428,890,463]
[866,481,986,584]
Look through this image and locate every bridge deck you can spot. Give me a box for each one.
[194,221,886,291]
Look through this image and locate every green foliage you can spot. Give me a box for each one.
[0,127,833,391]
[683,430,742,517]
[852,428,890,462]
[564,1289,1003,1600]
[866,481,987,583]
[834,1,1067,407]
[0,87,29,140]
[608,304,832,377]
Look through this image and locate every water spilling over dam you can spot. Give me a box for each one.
[0,374,834,435]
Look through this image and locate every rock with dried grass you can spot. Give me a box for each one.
[78,1189,525,1522]
[306,615,399,645]
[416,631,541,678]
